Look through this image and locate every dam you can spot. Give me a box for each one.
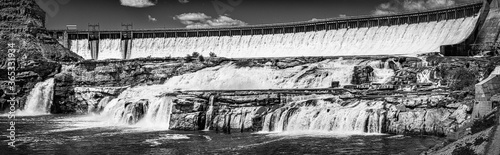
[46,2,486,60]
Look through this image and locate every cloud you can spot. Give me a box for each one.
[120,0,157,8]
[148,15,157,22]
[173,13,248,28]
[179,0,190,4]
[309,18,320,22]
[373,0,469,15]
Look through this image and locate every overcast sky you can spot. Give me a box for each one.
[44,0,478,30]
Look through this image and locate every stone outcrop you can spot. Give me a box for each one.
[71,86,127,113]
[423,127,493,155]
[474,66,500,118]
[170,112,204,131]
[123,100,149,125]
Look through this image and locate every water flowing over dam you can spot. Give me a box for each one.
[50,2,484,59]
[129,17,477,58]
[17,78,55,116]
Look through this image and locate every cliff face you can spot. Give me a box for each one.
[0,0,82,112]
[0,0,45,30]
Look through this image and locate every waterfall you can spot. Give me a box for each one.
[417,69,433,84]
[204,95,215,131]
[18,78,55,116]
[70,39,92,59]
[369,60,397,84]
[71,16,478,60]
[98,85,175,129]
[163,59,382,90]
[261,99,386,134]
[128,16,476,58]
[98,39,123,60]
[137,97,174,128]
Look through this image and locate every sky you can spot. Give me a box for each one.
[42,0,478,30]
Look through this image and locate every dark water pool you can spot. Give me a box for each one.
[1,115,442,155]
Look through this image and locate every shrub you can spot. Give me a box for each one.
[185,54,193,62]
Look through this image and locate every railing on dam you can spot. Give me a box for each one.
[46,2,483,40]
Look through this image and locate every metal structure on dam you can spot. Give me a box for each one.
[46,2,490,60]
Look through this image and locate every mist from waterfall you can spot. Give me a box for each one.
[17,78,55,116]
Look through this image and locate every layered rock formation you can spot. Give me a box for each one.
[65,56,499,136]
[0,0,82,112]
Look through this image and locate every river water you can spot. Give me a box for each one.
[1,114,443,155]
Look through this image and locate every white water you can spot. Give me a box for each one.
[163,59,397,90]
[98,39,123,60]
[70,39,92,59]
[17,78,55,116]
[93,58,399,131]
[261,99,386,134]
[97,85,175,129]
[71,16,478,60]
[203,95,215,131]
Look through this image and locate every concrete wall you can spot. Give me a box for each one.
[474,66,500,118]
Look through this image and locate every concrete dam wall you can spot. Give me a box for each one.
[129,17,478,58]
[55,3,483,59]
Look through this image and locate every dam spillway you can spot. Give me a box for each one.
[49,2,484,59]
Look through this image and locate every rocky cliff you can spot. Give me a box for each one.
[0,0,82,112]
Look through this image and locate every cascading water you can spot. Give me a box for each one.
[127,16,476,59]
[93,58,404,129]
[70,39,92,59]
[163,59,397,90]
[204,95,215,131]
[18,78,55,116]
[261,98,386,134]
[98,39,122,60]
[98,85,174,129]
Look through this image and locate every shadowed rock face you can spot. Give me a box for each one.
[123,100,149,125]
[0,0,45,30]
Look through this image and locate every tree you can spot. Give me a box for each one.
[199,55,205,62]
[209,52,217,58]
[192,52,200,58]
[185,54,193,62]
